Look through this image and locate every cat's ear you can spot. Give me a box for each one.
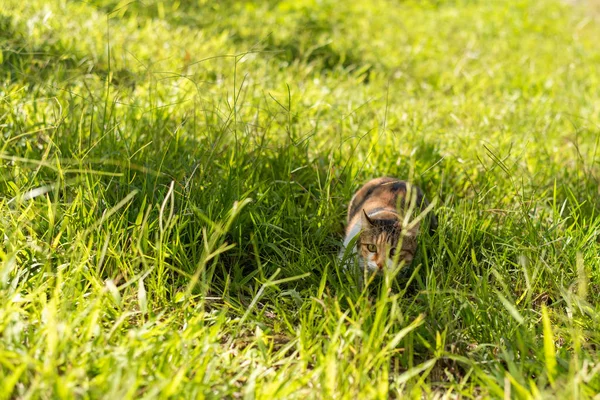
[361,210,374,227]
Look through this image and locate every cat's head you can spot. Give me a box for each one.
[358,210,419,272]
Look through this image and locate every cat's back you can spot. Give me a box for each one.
[347,177,413,223]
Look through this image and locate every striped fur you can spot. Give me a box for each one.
[341,177,436,272]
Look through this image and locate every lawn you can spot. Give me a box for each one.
[1,0,600,398]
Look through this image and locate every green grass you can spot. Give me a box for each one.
[1,0,600,398]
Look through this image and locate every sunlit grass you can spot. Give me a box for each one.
[1,0,600,398]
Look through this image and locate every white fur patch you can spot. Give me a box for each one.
[342,221,361,248]
[366,253,378,271]
[386,258,395,269]
[339,221,361,269]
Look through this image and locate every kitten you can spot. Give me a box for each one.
[341,177,436,273]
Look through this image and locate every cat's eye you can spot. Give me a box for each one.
[389,247,396,257]
[365,244,377,252]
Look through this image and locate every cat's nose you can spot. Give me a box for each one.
[377,263,384,270]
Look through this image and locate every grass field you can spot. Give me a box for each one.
[2,0,600,398]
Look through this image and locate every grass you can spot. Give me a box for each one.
[1,0,600,397]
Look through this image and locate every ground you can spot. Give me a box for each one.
[1,0,600,398]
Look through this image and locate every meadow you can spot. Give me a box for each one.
[1,0,600,398]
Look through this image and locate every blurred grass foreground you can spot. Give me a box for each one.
[1,0,600,398]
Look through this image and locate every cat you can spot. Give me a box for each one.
[341,177,437,273]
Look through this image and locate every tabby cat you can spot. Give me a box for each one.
[341,177,436,272]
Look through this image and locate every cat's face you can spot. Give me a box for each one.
[358,211,417,272]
